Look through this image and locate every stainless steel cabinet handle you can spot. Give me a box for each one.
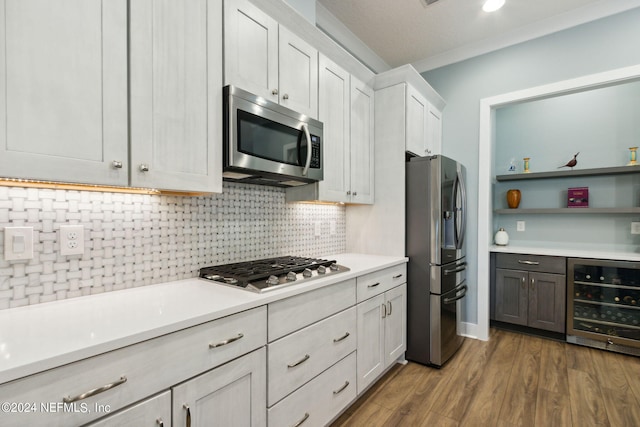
[282,93,289,100]
[63,376,127,403]
[387,301,393,315]
[287,354,310,368]
[521,276,526,289]
[292,412,309,427]
[156,418,164,427]
[518,260,539,266]
[333,381,350,395]
[530,278,535,289]
[183,404,191,427]
[368,282,380,288]
[272,89,278,95]
[333,332,350,343]
[209,333,244,349]
[112,160,123,169]
[393,274,403,279]
[139,164,150,172]
[382,303,387,318]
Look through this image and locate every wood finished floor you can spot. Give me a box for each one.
[331,328,640,427]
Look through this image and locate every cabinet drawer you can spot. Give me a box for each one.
[0,306,266,427]
[268,279,356,341]
[357,264,407,303]
[268,306,356,406]
[84,391,171,427]
[496,253,565,274]
[268,352,357,427]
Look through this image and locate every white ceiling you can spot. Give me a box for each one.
[316,0,640,72]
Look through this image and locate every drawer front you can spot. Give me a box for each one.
[268,306,356,406]
[268,352,357,427]
[496,253,566,274]
[0,307,266,427]
[268,279,356,341]
[84,391,171,427]
[357,264,407,303]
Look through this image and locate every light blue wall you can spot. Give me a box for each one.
[422,8,640,324]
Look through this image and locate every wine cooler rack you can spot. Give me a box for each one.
[567,258,640,356]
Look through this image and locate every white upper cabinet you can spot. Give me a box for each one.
[0,0,128,186]
[224,0,318,118]
[350,76,375,204]
[278,26,318,118]
[406,84,442,156]
[224,0,278,103]
[130,0,222,193]
[316,54,351,202]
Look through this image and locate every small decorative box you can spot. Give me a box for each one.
[568,187,589,208]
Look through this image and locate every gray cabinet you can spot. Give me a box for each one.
[494,253,566,333]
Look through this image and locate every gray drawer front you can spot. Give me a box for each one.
[496,253,566,274]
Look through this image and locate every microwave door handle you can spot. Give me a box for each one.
[301,124,312,176]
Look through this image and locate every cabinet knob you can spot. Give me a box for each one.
[139,164,150,172]
[112,160,123,169]
[353,192,357,196]
[272,89,278,95]
[282,93,289,100]
[346,190,351,196]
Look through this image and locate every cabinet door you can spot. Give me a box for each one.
[317,54,350,203]
[0,0,128,186]
[406,85,428,156]
[528,272,566,333]
[426,104,442,155]
[172,347,266,427]
[495,269,528,326]
[384,284,407,366]
[85,391,171,427]
[130,0,222,192]
[356,293,385,394]
[224,0,278,103]
[278,26,318,118]
[350,76,375,204]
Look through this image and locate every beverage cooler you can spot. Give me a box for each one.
[567,258,640,356]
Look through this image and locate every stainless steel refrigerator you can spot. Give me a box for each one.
[406,155,468,367]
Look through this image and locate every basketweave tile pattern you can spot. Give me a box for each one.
[0,182,346,309]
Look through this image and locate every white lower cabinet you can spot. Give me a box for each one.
[356,283,407,394]
[268,352,357,427]
[172,347,266,427]
[84,391,171,427]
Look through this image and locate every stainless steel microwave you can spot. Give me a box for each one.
[223,85,323,187]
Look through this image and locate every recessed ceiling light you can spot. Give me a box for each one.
[483,0,505,12]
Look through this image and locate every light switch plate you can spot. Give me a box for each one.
[60,225,85,256]
[4,226,34,261]
[330,221,337,235]
[516,221,526,232]
[632,222,640,235]
[314,221,322,237]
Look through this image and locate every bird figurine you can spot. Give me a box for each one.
[559,152,579,169]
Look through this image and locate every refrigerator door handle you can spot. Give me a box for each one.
[443,284,468,304]
[453,169,467,250]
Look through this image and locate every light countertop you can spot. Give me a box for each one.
[0,253,407,385]
[491,243,640,261]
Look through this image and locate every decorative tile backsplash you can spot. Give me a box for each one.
[0,182,345,309]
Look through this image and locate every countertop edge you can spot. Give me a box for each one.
[490,245,640,261]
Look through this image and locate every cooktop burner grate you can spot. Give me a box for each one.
[199,255,348,292]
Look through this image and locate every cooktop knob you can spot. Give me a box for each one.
[302,268,313,278]
[318,265,327,274]
[204,274,221,281]
[330,263,339,271]
[266,275,279,286]
[286,271,297,281]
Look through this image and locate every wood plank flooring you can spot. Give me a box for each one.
[331,328,640,427]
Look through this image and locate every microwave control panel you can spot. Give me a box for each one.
[310,136,321,168]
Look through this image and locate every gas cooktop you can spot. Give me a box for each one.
[199,255,350,292]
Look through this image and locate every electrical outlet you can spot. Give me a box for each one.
[516,221,526,232]
[632,222,640,235]
[330,221,337,235]
[60,225,84,255]
[314,221,322,237]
